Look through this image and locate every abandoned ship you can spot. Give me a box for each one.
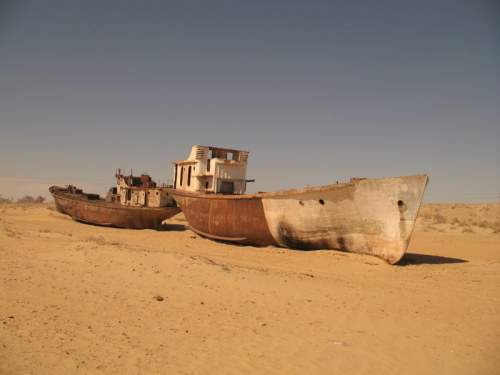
[166,145,428,264]
[49,169,180,229]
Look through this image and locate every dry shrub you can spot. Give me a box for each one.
[493,221,500,233]
[434,214,447,224]
[17,195,46,203]
[17,195,35,203]
[3,226,21,238]
[85,235,106,245]
[85,235,119,246]
[422,223,444,232]
[0,195,13,203]
[421,224,432,232]
[419,203,499,233]
[421,213,432,221]
[0,194,46,204]
[477,220,489,228]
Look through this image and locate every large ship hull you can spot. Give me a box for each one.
[49,186,180,229]
[167,175,428,264]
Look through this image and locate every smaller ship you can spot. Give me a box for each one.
[49,169,181,229]
[167,145,428,264]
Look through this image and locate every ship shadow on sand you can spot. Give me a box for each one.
[397,253,468,266]
[179,231,468,265]
[158,223,186,232]
[71,219,187,232]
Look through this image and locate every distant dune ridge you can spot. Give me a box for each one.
[0,202,499,374]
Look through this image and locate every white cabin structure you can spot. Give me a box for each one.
[172,145,249,194]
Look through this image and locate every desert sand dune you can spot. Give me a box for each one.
[0,202,498,374]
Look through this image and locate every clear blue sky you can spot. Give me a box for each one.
[1,0,499,203]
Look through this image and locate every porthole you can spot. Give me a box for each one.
[319,199,325,205]
[397,200,407,213]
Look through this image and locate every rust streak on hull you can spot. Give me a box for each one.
[168,191,279,246]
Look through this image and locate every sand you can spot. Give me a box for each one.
[1,202,498,375]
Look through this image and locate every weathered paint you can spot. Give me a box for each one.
[168,174,428,264]
[261,175,428,264]
[50,186,180,229]
[168,191,278,246]
[49,171,180,229]
[112,169,176,208]
[172,145,249,194]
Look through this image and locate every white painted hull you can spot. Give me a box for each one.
[168,174,429,264]
[261,175,428,263]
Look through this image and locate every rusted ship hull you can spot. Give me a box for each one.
[168,175,428,264]
[49,186,180,229]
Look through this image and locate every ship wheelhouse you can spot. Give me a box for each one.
[172,145,249,195]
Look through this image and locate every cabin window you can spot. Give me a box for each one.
[187,166,192,186]
[227,152,233,160]
[220,181,234,194]
[205,181,209,189]
[180,167,184,186]
[207,159,211,172]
